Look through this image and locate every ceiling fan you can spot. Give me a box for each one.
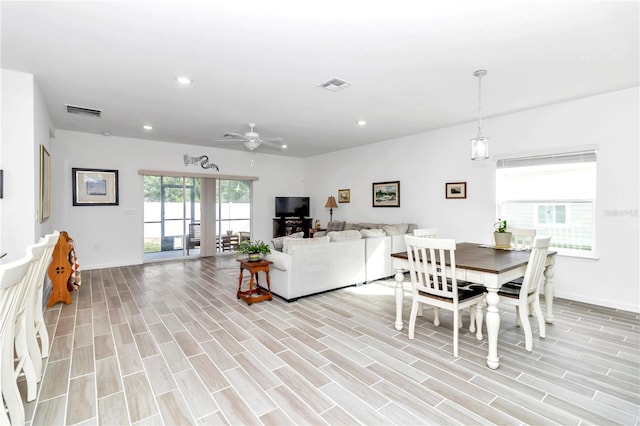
[214,123,286,151]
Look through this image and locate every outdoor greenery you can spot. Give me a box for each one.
[144,176,250,204]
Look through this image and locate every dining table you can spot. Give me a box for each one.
[391,242,556,369]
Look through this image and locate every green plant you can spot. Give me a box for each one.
[494,218,508,233]
[237,239,271,255]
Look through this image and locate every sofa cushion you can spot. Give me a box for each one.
[271,231,304,251]
[360,228,386,238]
[406,223,419,233]
[383,223,409,235]
[283,235,331,253]
[327,230,363,242]
[326,221,345,232]
[354,222,378,230]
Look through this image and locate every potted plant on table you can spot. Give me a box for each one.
[494,218,512,248]
[237,239,271,261]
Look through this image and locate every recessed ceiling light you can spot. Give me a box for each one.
[281,144,288,149]
[176,76,192,85]
[357,120,367,126]
[102,131,110,136]
[143,125,153,130]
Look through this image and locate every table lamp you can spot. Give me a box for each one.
[324,196,338,222]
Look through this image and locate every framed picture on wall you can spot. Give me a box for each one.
[445,182,467,199]
[72,168,119,206]
[372,181,400,207]
[338,189,350,203]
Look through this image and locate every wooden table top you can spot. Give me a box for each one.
[392,242,556,274]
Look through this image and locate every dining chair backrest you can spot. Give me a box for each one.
[519,236,551,297]
[405,235,458,302]
[0,255,33,332]
[0,253,33,426]
[510,228,536,250]
[413,228,438,238]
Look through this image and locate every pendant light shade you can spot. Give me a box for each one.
[471,69,489,160]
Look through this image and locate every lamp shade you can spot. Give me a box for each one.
[325,196,338,208]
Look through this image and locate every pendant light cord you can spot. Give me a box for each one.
[477,73,483,138]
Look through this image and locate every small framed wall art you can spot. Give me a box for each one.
[72,168,119,206]
[445,182,467,199]
[338,188,350,203]
[372,181,400,207]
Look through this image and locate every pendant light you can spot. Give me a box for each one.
[471,69,489,160]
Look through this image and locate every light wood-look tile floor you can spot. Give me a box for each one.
[20,255,640,425]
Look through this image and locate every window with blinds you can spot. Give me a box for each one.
[496,149,597,257]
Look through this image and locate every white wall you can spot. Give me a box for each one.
[304,87,639,312]
[51,130,305,269]
[0,69,52,261]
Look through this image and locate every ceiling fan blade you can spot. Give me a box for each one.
[213,138,243,143]
[260,139,286,149]
[223,132,247,139]
[261,136,283,142]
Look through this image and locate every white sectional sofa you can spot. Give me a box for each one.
[265,236,366,301]
[264,222,416,301]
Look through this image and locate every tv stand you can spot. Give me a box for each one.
[273,217,313,238]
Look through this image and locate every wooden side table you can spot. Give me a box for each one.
[236,258,273,305]
[308,228,326,238]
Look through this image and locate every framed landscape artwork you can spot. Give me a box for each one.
[446,182,467,199]
[372,181,400,207]
[338,188,350,203]
[72,168,119,206]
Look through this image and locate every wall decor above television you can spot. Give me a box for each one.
[275,196,310,218]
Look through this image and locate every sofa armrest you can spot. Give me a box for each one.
[265,250,291,271]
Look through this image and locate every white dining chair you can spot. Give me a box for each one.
[405,236,485,357]
[498,236,551,351]
[413,228,438,238]
[0,253,34,426]
[504,228,537,311]
[26,231,59,381]
[12,241,49,403]
[510,228,536,250]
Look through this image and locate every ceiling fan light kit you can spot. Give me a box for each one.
[215,123,286,152]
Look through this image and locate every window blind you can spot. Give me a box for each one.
[496,149,597,169]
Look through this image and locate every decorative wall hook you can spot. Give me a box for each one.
[183,154,219,171]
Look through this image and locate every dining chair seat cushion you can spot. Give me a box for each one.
[418,284,483,302]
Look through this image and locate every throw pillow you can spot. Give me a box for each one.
[271,231,304,251]
[326,221,345,232]
[383,223,409,236]
[360,228,386,238]
[327,230,363,242]
[271,236,286,251]
[283,236,331,254]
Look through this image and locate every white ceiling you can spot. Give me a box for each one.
[2,1,638,158]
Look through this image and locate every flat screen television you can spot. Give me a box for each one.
[275,196,310,218]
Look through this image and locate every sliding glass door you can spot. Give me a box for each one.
[216,179,252,253]
[143,175,200,260]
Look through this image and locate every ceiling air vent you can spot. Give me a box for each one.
[65,104,102,118]
[319,77,351,92]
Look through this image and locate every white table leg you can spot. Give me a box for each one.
[485,288,500,369]
[543,261,555,324]
[394,269,405,331]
